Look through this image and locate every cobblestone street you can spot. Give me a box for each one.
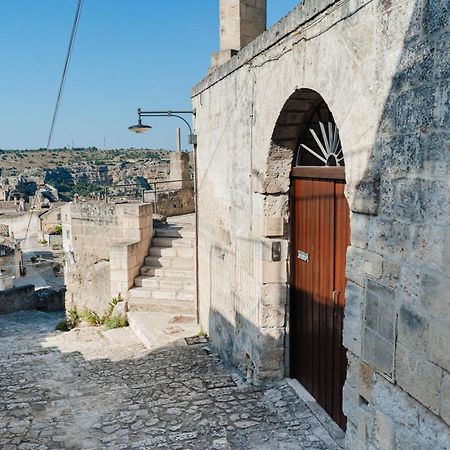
[0,311,342,450]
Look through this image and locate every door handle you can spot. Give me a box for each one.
[332,290,340,310]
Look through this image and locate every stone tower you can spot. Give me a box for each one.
[212,0,267,68]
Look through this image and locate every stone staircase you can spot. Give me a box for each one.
[127,215,196,317]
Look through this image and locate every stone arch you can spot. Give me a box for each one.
[262,88,343,220]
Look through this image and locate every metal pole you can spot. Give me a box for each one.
[176,128,181,152]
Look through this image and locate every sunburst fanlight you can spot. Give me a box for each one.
[299,122,344,166]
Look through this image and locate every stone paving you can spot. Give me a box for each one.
[0,311,341,450]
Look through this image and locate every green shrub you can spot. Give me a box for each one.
[103,316,128,330]
[53,225,62,235]
[56,295,128,332]
[80,309,102,326]
[67,307,81,329]
[56,319,69,331]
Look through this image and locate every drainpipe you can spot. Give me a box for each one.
[193,140,200,324]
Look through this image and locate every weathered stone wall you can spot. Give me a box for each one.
[153,188,195,217]
[0,247,22,279]
[0,285,65,315]
[0,201,20,210]
[62,202,152,314]
[193,0,449,446]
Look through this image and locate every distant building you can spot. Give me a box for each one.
[0,234,23,290]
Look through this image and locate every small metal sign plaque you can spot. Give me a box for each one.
[298,251,309,262]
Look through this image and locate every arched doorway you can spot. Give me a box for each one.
[288,90,349,429]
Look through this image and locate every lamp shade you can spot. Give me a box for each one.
[128,123,152,133]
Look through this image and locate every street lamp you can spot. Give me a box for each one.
[128,106,199,323]
[129,108,197,144]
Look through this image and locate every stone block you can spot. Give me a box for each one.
[263,216,284,237]
[256,327,284,372]
[262,261,287,283]
[435,80,450,129]
[350,212,369,249]
[343,282,364,356]
[397,304,429,354]
[344,422,364,450]
[425,0,449,34]
[362,328,394,378]
[430,320,450,371]
[347,175,381,216]
[362,279,397,377]
[394,86,435,132]
[411,224,446,271]
[423,132,450,176]
[364,289,379,331]
[379,177,395,219]
[346,351,359,389]
[357,409,369,447]
[346,247,383,286]
[372,376,419,430]
[342,382,359,426]
[434,30,450,81]
[359,361,374,403]
[263,193,289,217]
[392,39,434,92]
[368,218,411,261]
[373,411,395,450]
[414,396,450,449]
[399,265,450,317]
[260,283,287,328]
[211,49,239,68]
[440,372,450,425]
[396,344,442,414]
[380,259,400,289]
[393,178,448,225]
[378,133,424,176]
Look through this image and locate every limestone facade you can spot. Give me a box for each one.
[62,202,152,314]
[192,0,449,447]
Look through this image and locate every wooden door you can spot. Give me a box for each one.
[290,175,349,429]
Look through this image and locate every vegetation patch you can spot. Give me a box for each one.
[56,295,128,332]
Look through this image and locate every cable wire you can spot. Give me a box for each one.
[23,0,84,242]
[46,0,84,150]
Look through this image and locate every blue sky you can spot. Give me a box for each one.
[0,1,300,151]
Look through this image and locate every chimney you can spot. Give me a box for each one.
[211,0,267,69]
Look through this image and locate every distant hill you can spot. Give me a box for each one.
[0,148,171,174]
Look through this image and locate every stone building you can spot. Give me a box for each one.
[0,234,23,290]
[192,0,449,447]
[38,207,62,234]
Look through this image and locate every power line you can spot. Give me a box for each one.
[46,0,84,150]
[24,0,84,242]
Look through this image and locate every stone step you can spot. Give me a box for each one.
[144,256,194,269]
[127,311,199,350]
[155,227,196,239]
[128,294,196,315]
[128,285,194,301]
[135,276,195,292]
[139,266,194,278]
[152,237,194,248]
[149,246,195,258]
